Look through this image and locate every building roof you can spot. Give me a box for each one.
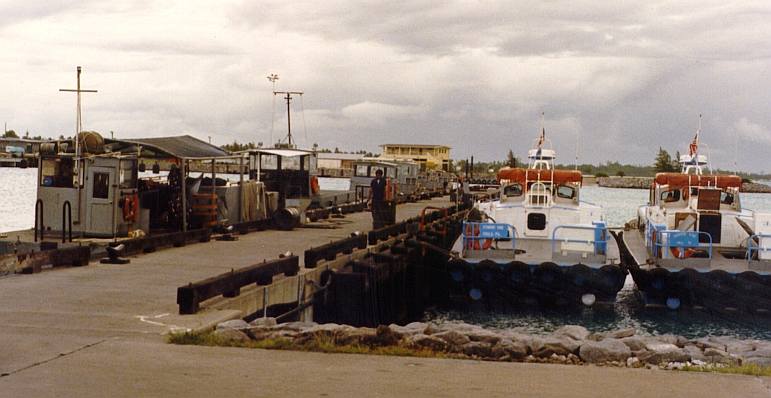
[0,137,53,144]
[113,135,230,159]
[379,143,451,149]
[317,153,365,160]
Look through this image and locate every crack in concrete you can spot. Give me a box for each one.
[0,338,108,378]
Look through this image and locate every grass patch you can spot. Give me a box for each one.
[167,331,449,359]
[680,363,771,377]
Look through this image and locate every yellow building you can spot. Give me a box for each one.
[379,144,451,171]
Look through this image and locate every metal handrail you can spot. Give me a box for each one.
[462,222,516,251]
[745,234,771,262]
[654,229,713,259]
[550,224,608,255]
[34,199,44,242]
[62,201,72,243]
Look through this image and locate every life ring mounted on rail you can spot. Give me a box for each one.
[310,176,320,195]
[670,247,699,259]
[464,223,493,250]
[122,193,139,223]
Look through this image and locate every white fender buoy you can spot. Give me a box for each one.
[581,293,596,306]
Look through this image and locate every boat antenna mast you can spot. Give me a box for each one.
[273,90,303,148]
[59,66,98,173]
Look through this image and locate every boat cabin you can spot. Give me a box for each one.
[351,159,418,201]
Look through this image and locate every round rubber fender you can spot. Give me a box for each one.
[505,261,530,288]
[533,262,564,292]
[648,267,671,292]
[598,264,626,295]
[473,260,502,286]
[447,259,472,284]
[565,263,594,288]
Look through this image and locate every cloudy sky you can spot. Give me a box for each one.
[1,1,770,171]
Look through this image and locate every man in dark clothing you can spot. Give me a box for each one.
[368,169,389,229]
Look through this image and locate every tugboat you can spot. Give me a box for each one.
[448,121,625,306]
[621,118,771,313]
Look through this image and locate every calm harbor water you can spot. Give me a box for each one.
[3,168,771,339]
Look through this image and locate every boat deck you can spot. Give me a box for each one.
[453,235,621,268]
[622,228,771,274]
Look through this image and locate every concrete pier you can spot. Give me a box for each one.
[0,196,768,397]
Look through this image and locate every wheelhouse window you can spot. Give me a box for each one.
[660,189,680,203]
[119,160,137,189]
[282,156,302,171]
[260,154,278,170]
[355,165,369,177]
[720,191,734,205]
[40,158,75,188]
[556,185,576,199]
[503,183,523,196]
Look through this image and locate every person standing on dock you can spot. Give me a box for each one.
[368,169,395,229]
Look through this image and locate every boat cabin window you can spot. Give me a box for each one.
[260,154,278,170]
[282,156,302,171]
[556,185,576,199]
[92,172,110,199]
[119,161,137,189]
[690,187,699,197]
[355,165,369,177]
[503,183,523,196]
[40,158,75,188]
[660,189,680,203]
[720,191,734,205]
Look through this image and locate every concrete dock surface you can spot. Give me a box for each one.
[1,197,769,397]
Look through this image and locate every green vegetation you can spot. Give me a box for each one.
[168,331,449,359]
[2,129,18,138]
[680,363,771,377]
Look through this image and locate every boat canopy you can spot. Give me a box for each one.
[654,173,741,189]
[497,167,582,185]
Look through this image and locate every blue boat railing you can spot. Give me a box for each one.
[653,229,713,259]
[550,222,608,255]
[745,234,771,263]
[462,222,516,251]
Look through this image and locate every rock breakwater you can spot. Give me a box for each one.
[210,318,771,370]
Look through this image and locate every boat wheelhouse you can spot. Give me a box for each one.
[350,158,419,202]
[449,123,625,307]
[621,122,771,312]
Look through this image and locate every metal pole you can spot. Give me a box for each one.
[239,155,244,222]
[285,93,292,146]
[182,159,187,232]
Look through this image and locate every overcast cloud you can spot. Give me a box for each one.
[0,1,770,171]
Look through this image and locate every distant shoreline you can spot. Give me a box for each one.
[594,176,771,193]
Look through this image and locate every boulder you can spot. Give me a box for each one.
[216,319,249,330]
[336,327,377,346]
[466,329,502,345]
[626,356,642,368]
[607,328,636,339]
[620,337,647,352]
[389,322,428,338]
[433,330,471,348]
[534,337,579,358]
[463,341,493,358]
[213,328,251,344]
[271,321,317,332]
[407,334,449,352]
[637,343,690,365]
[297,323,354,342]
[743,347,771,359]
[370,325,401,346]
[579,339,632,364]
[491,339,528,360]
[249,317,277,328]
[683,345,707,362]
[553,325,590,341]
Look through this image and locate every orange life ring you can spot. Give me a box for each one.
[122,194,139,222]
[670,247,696,259]
[464,224,493,250]
[310,176,320,195]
